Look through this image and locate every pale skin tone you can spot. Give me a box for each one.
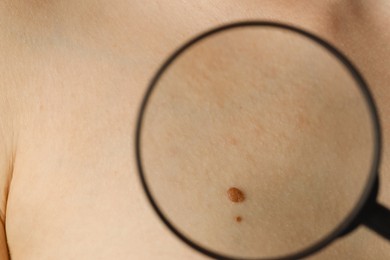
[0,1,390,259]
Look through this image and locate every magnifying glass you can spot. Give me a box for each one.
[135,21,388,260]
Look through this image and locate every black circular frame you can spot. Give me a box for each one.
[135,21,382,260]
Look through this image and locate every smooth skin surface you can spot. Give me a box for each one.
[0,1,389,259]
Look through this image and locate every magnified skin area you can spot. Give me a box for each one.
[141,27,374,258]
[0,1,389,260]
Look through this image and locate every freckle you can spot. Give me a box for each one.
[227,187,245,203]
[236,216,242,223]
[169,146,178,156]
[245,152,255,164]
[226,136,238,146]
[298,113,310,128]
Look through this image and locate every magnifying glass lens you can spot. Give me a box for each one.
[138,26,376,259]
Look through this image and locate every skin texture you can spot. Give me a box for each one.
[0,0,389,259]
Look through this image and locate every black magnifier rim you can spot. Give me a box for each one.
[135,21,382,260]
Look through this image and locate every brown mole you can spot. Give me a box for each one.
[227,187,245,203]
[235,216,242,223]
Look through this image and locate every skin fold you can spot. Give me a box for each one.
[0,1,389,259]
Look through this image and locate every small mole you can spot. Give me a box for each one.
[226,136,238,146]
[235,216,242,223]
[227,187,245,203]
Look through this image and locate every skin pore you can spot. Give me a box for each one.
[0,0,389,259]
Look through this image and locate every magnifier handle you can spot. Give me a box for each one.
[363,202,390,240]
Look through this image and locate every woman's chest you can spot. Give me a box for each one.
[4,2,390,259]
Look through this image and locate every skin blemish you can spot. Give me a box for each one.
[235,216,242,223]
[297,113,310,128]
[227,187,245,203]
[225,135,238,146]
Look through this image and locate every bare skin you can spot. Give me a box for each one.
[0,1,390,259]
